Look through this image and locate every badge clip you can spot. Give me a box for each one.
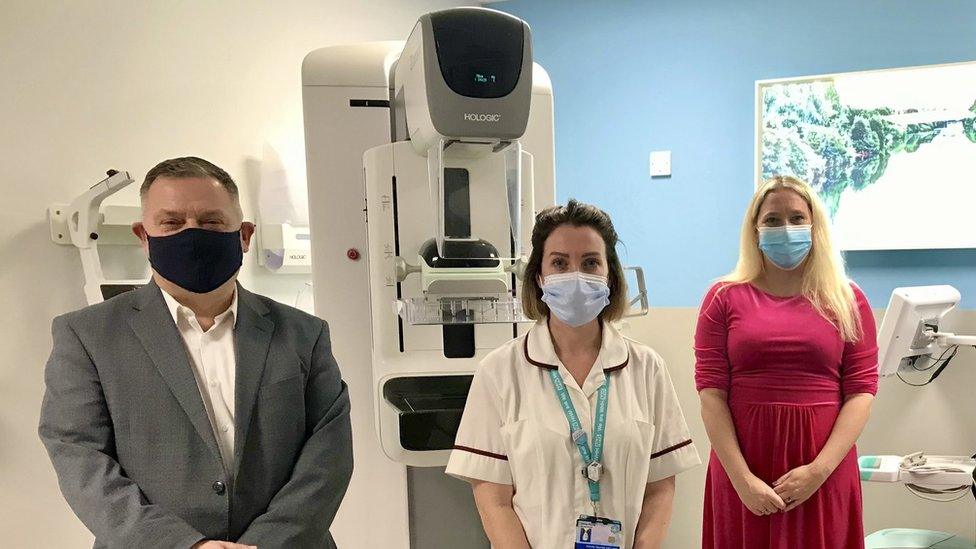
[582,461,603,482]
[572,429,587,444]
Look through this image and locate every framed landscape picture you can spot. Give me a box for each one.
[756,61,976,250]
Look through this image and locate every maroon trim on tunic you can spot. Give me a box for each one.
[523,334,629,373]
[650,439,693,460]
[453,445,509,461]
[603,355,629,373]
[523,336,558,370]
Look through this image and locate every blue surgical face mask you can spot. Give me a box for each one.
[148,228,243,294]
[540,271,611,327]
[758,225,813,271]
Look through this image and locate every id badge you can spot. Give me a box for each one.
[575,515,623,549]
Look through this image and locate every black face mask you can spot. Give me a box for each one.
[148,228,243,294]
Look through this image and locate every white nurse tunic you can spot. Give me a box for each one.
[446,320,701,549]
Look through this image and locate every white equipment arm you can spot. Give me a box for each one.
[51,170,146,305]
[66,170,134,249]
[932,331,976,348]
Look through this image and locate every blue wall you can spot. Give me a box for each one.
[499,0,976,309]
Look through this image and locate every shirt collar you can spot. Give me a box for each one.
[160,286,238,330]
[523,319,630,374]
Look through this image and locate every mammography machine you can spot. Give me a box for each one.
[302,8,552,546]
[862,286,976,548]
[302,7,645,547]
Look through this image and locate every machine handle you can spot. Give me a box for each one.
[934,332,976,347]
[67,170,134,249]
[623,265,649,318]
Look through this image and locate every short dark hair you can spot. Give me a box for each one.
[521,199,629,322]
[141,156,239,199]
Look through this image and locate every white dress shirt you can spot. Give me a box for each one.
[446,320,701,549]
[161,288,238,478]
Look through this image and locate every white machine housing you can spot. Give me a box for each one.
[860,452,976,548]
[866,286,976,548]
[859,453,976,487]
[877,285,976,377]
[363,139,534,466]
[394,8,533,154]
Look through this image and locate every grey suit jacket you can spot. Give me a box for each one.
[39,281,353,548]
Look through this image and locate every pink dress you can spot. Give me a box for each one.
[694,282,878,549]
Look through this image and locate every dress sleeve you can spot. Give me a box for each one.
[695,283,732,392]
[841,284,879,397]
[647,352,702,482]
[445,365,513,485]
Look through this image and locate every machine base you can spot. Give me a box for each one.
[866,528,975,548]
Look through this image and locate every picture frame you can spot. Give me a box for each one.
[755,61,976,251]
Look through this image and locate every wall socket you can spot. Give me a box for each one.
[650,150,672,177]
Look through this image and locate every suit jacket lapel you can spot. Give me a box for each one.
[127,281,221,461]
[232,284,274,477]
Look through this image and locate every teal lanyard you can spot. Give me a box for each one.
[548,369,610,517]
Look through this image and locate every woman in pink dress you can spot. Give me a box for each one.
[695,175,879,549]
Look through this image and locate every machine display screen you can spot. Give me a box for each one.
[430,10,524,99]
[473,72,497,86]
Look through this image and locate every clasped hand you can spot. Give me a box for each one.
[734,463,829,516]
[772,463,829,512]
[733,473,785,516]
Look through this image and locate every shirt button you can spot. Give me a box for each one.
[212,480,226,495]
[221,425,230,433]
[209,380,218,388]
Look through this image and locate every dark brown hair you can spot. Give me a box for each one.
[141,156,239,200]
[521,199,628,322]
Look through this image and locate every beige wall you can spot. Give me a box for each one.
[628,307,976,547]
[0,1,471,546]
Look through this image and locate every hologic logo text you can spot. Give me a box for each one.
[464,113,501,122]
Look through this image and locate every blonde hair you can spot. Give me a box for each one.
[721,175,861,342]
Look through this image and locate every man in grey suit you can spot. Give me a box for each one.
[39,157,353,548]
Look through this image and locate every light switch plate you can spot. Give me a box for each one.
[650,150,671,177]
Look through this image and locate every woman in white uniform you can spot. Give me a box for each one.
[446,199,701,549]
